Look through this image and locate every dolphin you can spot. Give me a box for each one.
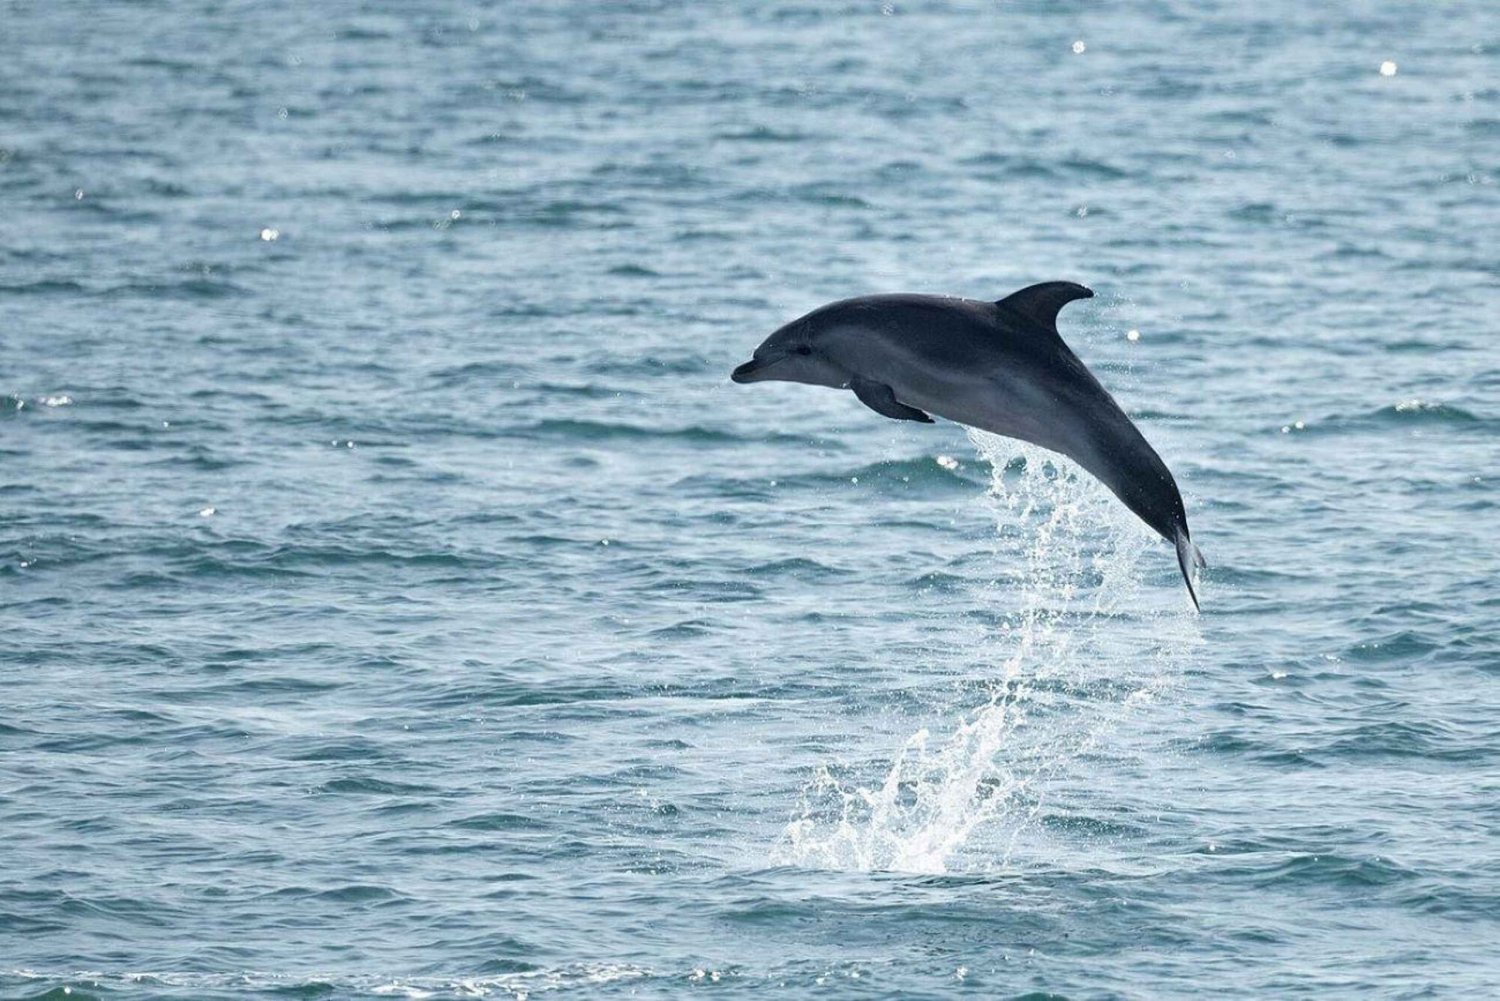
[730,281,1205,608]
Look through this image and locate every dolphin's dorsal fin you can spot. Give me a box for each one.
[996,282,1094,332]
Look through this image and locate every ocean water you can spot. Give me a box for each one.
[3,0,1498,997]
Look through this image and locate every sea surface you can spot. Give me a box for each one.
[3,1,1498,998]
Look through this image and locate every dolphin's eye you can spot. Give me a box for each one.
[794,345,812,356]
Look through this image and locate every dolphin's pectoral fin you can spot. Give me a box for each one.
[850,377,934,423]
[997,281,1094,333]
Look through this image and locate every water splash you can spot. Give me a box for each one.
[773,431,1199,874]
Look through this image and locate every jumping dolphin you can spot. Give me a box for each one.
[730,282,1205,608]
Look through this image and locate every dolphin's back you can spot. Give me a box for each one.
[803,294,1020,367]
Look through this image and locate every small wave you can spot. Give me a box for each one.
[957,152,1061,180]
[317,776,436,796]
[446,811,553,832]
[1343,629,1441,665]
[714,126,808,142]
[125,51,195,68]
[69,198,159,222]
[521,418,754,444]
[731,183,868,209]
[523,199,631,227]
[1379,400,1481,423]
[1320,131,1367,148]
[23,987,103,1001]
[1058,156,1132,180]
[583,353,715,376]
[1382,338,1458,353]
[101,278,249,300]
[1228,202,1280,223]
[1294,401,1490,436]
[174,542,496,578]
[789,188,869,209]
[143,178,191,197]
[670,227,734,243]
[309,883,406,903]
[743,557,852,581]
[647,618,719,638]
[1137,77,1204,100]
[1244,852,1420,891]
[336,25,393,40]
[0,279,88,297]
[605,263,660,277]
[1322,719,1473,761]
[772,456,981,495]
[1208,107,1276,126]
[416,680,635,710]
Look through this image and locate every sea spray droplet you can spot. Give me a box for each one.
[772,433,1196,873]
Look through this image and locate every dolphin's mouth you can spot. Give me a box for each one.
[731,356,780,383]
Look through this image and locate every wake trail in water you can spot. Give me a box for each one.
[773,430,1202,874]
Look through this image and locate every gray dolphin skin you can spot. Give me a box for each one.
[731,281,1206,608]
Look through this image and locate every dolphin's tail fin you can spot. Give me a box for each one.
[1173,526,1204,611]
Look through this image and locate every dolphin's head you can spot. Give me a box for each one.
[731,315,849,389]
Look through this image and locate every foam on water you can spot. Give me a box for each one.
[773,431,1199,874]
[5,965,652,1001]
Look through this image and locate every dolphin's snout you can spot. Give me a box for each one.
[731,357,772,383]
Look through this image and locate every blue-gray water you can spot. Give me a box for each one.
[3,1,1498,997]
